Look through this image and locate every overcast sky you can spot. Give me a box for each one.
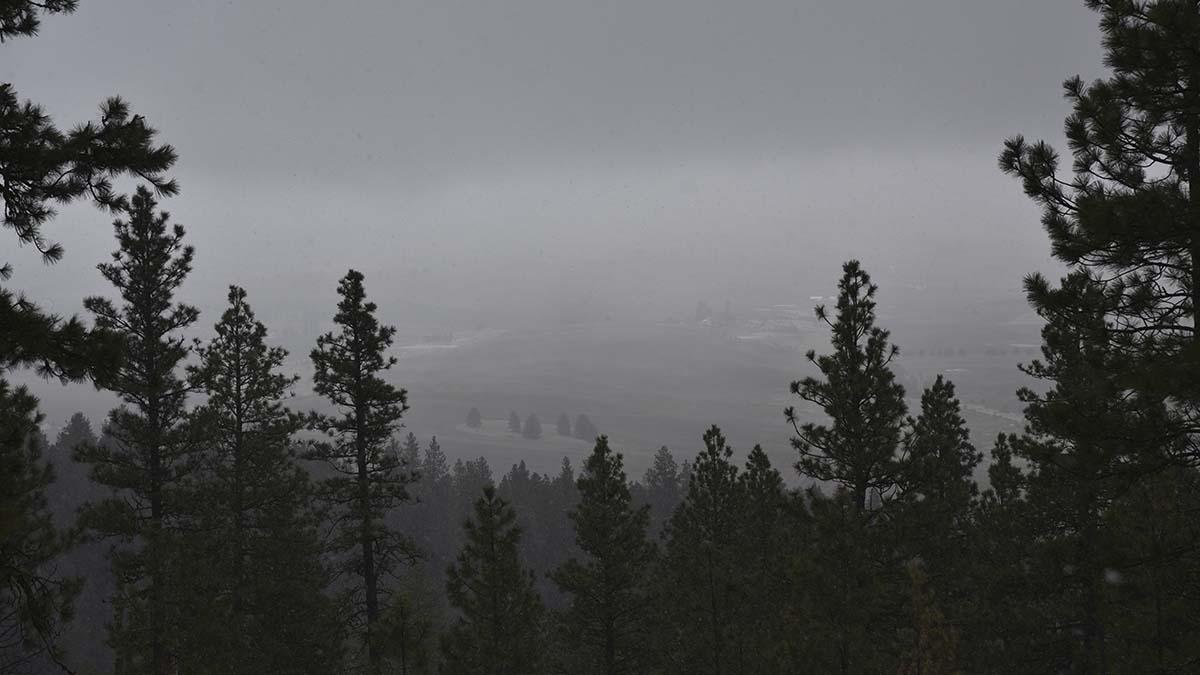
[4,0,1103,333]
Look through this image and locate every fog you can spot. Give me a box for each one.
[6,0,1097,470]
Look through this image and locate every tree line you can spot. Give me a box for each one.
[7,1,1200,673]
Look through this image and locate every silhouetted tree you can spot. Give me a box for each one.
[0,383,80,674]
[183,286,341,673]
[442,486,545,674]
[465,407,482,429]
[736,445,799,672]
[639,446,684,538]
[308,269,416,674]
[786,260,906,513]
[556,413,571,437]
[999,0,1200,461]
[508,411,522,434]
[1007,274,1181,671]
[75,188,197,675]
[1,4,176,393]
[657,426,742,674]
[1,7,177,667]
[895,375,980,606]
[552,437,655,675]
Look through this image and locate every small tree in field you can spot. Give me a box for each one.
[466,407,482,429]
[573,414,598,442]
[522,414,542,440]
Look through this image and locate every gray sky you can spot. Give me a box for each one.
[4,0,1102,333]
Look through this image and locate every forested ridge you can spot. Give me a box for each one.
[6,1,1200,673]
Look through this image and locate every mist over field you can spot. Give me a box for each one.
[9,2,1200,674]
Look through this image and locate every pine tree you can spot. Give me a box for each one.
[657,426,742,675]
[736,445,799,672]
[46,413,101,524]
[308,269,416,674]
[465,407,482,429]
[880,375,981,673]
[1,10,176,389]
[896,376,981,594]
[508,411,522,434]
[573,414,598,442]
[552,436,655,675]
[1005,273,1180,671]
[0,382,80,674]
[381,572,441,675]
[442,486,545,674]
[556,413,571,437]
[2,8,176,668]
[182,286,341,673]
[897,561,959,675]
[641,445,684,538]
[45,412,111,672]
[75,187,197,675]
[397,432,423,469]
[797,486,899,673]
[786,260,907,513]
[999,0,1200,458]
[522,414,542,440]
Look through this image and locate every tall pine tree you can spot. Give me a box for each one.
[786,260,907,512]
[999,0,1200,459]
[552,436,655,675]
[183,286,341,673]
[2,6,176,668]
[308,269,416,674]
[76,187,197,675]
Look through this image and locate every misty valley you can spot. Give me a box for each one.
[6,2,1200,674]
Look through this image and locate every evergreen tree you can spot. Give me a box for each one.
[1005,273,1180,671]
[656,426,742,675]
[45,413,110,672]
[1,8,176,668]
[786,260,907,513]
[0,382,80,674]
[75,187,197,675]
[46,413,100,524]
[308,269,416,674]
[736,445,799,672]
[797,487,899,673]
[522,414,542,440]
[381,572,442,675]
[441,486,545,675]
[423,437,449,487]
[895,375,981,608]
[556,413,571,437]
[1,5,176,390]
[465,407,482,429]
[508,411,522,434]
[897,561,959,675]
[183,286,341,673]
[573,414,598,442]
[397,432,423,469]
[552,437,655,675]
[640,446,684,538]
[999,0,1200,458]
